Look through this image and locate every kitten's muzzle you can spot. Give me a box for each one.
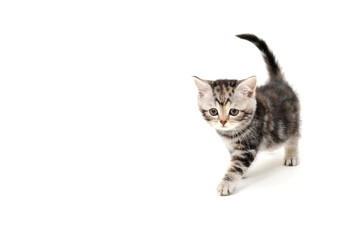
[220,120,227,126]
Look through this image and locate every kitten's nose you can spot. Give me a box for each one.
[220,120,227,126]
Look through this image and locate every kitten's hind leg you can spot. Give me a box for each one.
[284,136,299,166]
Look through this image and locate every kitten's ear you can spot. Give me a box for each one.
[236,76,257,97]
[193,76,212,97]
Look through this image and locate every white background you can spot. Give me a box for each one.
[1,0,360,239]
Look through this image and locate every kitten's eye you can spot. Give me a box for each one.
[229,108,239,116]
[209,108,218,116]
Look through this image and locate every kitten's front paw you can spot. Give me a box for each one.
[284,157,299,166]
[216,180,237,196]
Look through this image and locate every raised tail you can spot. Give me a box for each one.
[236,34,283,80]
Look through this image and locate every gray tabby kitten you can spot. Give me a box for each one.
[194,34,300,196]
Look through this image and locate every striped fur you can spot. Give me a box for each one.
[194,34,300,196]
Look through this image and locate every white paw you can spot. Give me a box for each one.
[216,180,237,196]
[284,157,299,166]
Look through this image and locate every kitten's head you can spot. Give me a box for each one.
[194,76,257,131]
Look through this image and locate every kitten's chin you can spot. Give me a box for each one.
[212,122,245,131]
[213,125,236,131]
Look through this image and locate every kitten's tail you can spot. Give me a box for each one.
[236,34,283,81]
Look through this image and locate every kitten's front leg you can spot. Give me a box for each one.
[217,151,257,196]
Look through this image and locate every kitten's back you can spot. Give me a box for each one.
[237,34,300,148]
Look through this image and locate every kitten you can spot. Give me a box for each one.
[194,34,300,196]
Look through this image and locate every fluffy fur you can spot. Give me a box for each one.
[194,34,300,196]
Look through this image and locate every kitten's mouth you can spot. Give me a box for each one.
[217,125,232,130]
[215,123,240,131]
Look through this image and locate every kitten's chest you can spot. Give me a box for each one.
[219,135,248,153]
[220,136,235,152]
[218,127,261,153]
